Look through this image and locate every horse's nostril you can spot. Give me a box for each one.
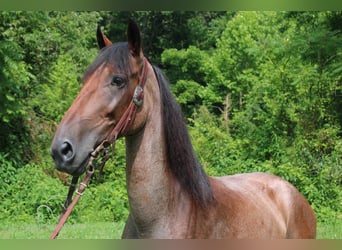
[60,141,74,161]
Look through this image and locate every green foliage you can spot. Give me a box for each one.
[0,157,65,223]
[0,28,34,162]
[162,45,233,115]
[0,11,341,227]
[0,141,128,225]
[31,53,83,122]
[189,106,244,176]
[0,11,100,163]
[162,46,210,114]
[0,153,18,197]
[100,11,229,65]
[74,139,129,223]
[0,41,33,124]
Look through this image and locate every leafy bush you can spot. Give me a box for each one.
[72,139,129,224]
[0,158,65,223]
[0,142,129,225]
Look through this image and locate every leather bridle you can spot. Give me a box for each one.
[50,57,148,239]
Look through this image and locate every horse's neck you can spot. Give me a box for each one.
[124,69,177,233]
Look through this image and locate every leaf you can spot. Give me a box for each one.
[5,94,15,102]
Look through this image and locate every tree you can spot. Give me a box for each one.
[0,11,100,163]
[99,11,229,65]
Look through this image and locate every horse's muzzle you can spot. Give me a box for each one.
[50,140,76,173]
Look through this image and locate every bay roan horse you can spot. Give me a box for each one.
[50,20,316,239]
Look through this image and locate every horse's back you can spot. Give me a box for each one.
[210,172,316,238]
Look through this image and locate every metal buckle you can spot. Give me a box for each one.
[133,85,144,107]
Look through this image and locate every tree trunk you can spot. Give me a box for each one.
[224,93,231,133]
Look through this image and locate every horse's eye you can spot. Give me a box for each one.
[111,76,126,88]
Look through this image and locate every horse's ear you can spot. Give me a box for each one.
[97,25,112,49]
[127,19,141,57]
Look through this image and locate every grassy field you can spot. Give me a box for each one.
[0,221,125,239]
[0,220,341,239]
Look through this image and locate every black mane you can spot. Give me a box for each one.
[152,66,214,208]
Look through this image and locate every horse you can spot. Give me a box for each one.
[50,20,316,239]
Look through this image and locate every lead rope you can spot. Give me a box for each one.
[50,141,111,239]
[50,57,148,239]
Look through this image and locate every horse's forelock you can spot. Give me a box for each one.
[82,42,132,84]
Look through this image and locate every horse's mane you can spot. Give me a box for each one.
[152,65,214,208]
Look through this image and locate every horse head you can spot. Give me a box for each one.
[50,20,148,176]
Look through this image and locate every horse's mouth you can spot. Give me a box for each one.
[54,154,90,177]
[70,156,90,177]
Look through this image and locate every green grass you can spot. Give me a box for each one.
[317,219,342,239]
[0,219,341,239]
[0,221,125,239]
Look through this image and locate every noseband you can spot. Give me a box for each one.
[50,57,148,239]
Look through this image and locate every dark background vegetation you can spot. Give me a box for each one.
[0,11,341,226]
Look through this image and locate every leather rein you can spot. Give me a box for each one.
[50,57,148,239]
